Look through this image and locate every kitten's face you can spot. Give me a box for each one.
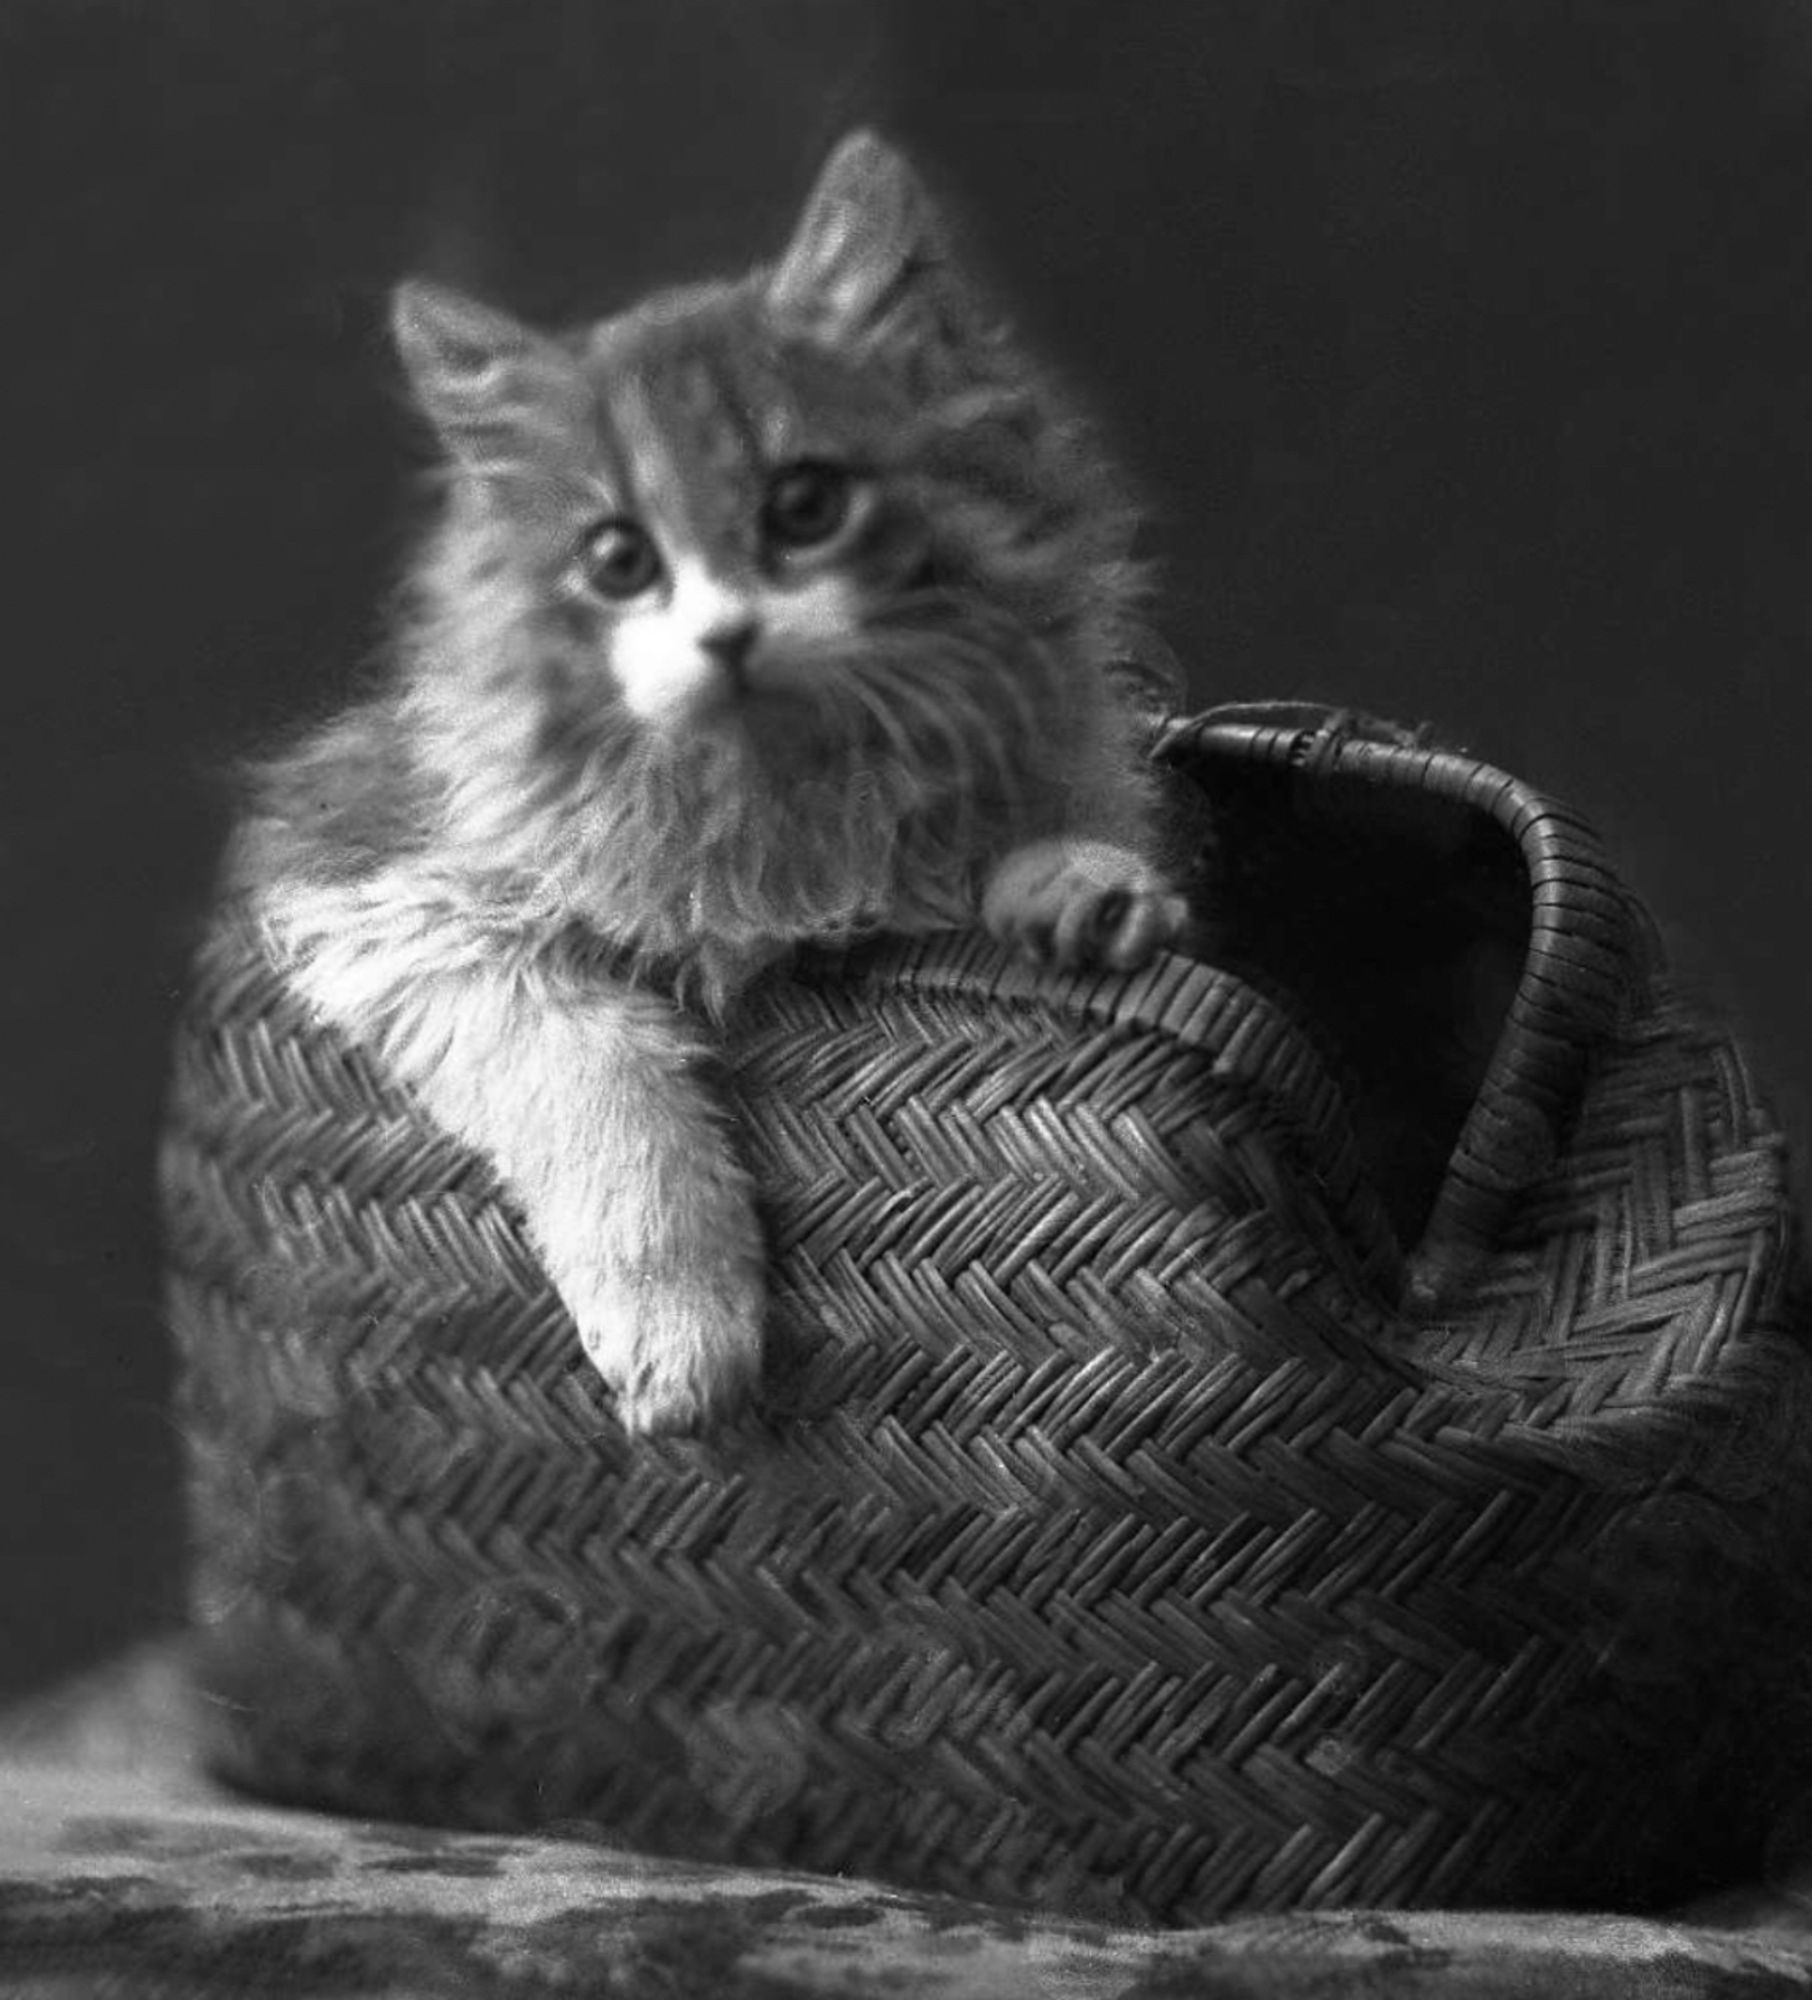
[392,133,1138,950]
[513,286,940,747]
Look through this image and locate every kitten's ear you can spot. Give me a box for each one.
[767,131,947,345]
[391,279,574,466]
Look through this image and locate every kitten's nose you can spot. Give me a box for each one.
[700,614,760,684]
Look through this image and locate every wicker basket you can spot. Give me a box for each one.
[160,704,1812,1920]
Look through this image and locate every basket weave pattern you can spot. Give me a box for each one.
[160,708,1812,1919]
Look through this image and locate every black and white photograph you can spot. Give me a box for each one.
[4,2,1812,1992]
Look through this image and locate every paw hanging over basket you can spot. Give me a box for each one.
[159,704,1812,1922]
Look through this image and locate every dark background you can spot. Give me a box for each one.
[4,0,1811,1703]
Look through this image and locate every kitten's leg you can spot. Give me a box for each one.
[261,879,766,1435]
[457,986,764,1436]
[409,977,767,1436]
[982,838,1188,972]
[410,972,764,1432]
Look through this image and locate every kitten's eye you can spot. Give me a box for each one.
[762,460,856,552]
[578,518,663,600]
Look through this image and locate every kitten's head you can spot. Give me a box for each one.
[392,131,1150,969]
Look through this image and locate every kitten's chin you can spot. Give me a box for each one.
[630,679,854,786]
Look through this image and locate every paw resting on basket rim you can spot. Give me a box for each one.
[575,1258,767,1437]
[982,838,1188,971]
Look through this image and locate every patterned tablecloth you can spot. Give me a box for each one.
[2,1643,1810,1998]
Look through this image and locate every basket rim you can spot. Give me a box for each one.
[782,924,1405,1300]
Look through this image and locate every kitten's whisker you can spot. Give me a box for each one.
[838,672,925,793]
[878,637,1024,795]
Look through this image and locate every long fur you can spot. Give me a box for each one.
[235,131,1184,1434]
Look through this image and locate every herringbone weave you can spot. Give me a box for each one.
[159,707,1812,1920]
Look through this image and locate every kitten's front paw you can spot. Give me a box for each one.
[577,1260,768,1437]
[983,839,1189,972]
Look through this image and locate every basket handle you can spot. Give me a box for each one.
[1156,703,1650,1304]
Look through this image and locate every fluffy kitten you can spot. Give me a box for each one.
[238,131,1186,1435]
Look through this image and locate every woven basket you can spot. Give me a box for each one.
[160,703,1812,1920]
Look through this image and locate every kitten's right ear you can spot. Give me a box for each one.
[391,279,569,464]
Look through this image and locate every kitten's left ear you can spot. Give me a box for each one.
[767,130,947,345]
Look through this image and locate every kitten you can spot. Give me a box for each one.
[237,131,1186,1435]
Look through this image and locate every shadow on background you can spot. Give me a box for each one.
[3,0,1810,1714]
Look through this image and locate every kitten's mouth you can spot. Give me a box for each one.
[690,679,948,809]
[686,665,800,733]
[680,650,840,743]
